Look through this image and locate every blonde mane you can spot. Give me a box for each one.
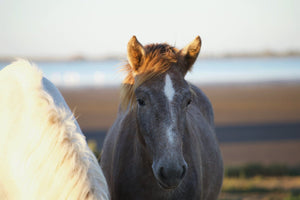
[0,60,109,200]
[120,43,180,110]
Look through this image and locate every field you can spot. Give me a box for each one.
[60,83,300,164]
[220,176,300,200]
[60,83,300,130]
[60,83,300,200]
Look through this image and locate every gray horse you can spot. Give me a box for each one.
[101,36,223,200]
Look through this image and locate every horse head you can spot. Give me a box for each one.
[124,36,201,189]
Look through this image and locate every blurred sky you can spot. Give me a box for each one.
[0,0,299,59]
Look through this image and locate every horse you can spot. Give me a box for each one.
[100,36,223,200]
[0,60,109,200]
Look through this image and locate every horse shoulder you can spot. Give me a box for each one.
[187,84,224,199]
[101,109,127,181]
[101,108,126,160]
[102,107,134,157]
[101,109,141,199]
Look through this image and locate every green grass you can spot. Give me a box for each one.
[285,194,300,200]
[225,163,300,178]
[221,176,300,200]
[87,139,101,160]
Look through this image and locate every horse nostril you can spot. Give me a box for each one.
[180,165,187,179]
[159,167,166,180]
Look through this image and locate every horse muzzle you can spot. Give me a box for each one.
[152,159,188,190]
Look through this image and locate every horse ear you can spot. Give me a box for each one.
[127,36,145,72]
[180,36,201,75]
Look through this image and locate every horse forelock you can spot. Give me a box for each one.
[120,43,181,110]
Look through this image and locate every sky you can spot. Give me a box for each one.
[0,0,299,59]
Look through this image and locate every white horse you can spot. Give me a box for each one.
[0,60,109,200]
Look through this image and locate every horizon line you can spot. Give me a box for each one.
[0,50,300,62]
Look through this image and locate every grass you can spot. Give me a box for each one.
[87,139,101,160]
[222,176,300,192]
[221,164,300,199]
[219,192,300,200]
[225,164,300,178]
[220,176,300,200]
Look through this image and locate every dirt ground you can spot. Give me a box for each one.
[220,140,300,166]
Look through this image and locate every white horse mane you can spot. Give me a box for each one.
[0,60,109,200]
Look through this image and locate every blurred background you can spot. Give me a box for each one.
[1,0,300,199]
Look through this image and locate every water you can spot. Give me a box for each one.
[1,57,300,87]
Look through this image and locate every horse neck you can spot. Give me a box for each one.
[0,61,109,199]
[121,108,152,163]
[16,87,108,199]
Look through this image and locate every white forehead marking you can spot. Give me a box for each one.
[164,74,175,102]
[167,126,174,144]
[164,74,175,144]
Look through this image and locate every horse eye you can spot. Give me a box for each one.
[137,98,146,106]
[186,99,192,106]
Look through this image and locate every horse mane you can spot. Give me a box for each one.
[0,60,109,200]
[120,43,180,110]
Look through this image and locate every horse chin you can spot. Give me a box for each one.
[157,180,178,190]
